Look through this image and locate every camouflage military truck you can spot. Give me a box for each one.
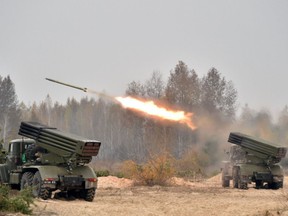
[222,132,287,189]
[0,122,101,201]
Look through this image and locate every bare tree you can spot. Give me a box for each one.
[0,75,20,142]
[165,61,200,110]
[201,67,237,121]
[125,81,146,97]
[145,71,165,99]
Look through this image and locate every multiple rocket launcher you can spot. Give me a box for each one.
[19,122,101,163]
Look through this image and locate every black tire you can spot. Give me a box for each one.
[255,180,263,189]
[278,181,284,189]
[269,182,283,190]
[83,188,96,202]
[239,181,248,190]
[232,167,239,188]
[20,172,34,190]
[222,178,230,188]
[233,178,238,188]
[237,172,248,190]
[32,171,51,200]
[221,170,230,188]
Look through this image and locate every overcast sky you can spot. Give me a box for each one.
[0,0,287,117]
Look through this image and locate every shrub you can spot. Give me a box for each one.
[175,148,207,179]
[114,172,125,178]
[0,184,9,198]
[121,153,175,186]
[95,169,110,177]
[120,160,139,179]
[0,185,34,215]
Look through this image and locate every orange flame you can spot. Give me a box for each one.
[115,96,196,130]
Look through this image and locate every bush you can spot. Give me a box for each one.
[175,149,207,179]
[121,153,175,186]
[0,185,34,215]
[95,169,110,177]
[114,172,125,178]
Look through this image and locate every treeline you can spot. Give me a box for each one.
[1,61,288,171]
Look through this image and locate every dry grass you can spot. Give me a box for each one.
[121,153,175,186]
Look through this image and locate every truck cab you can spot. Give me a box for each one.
[6,139,35,167]
[0,139,35,185]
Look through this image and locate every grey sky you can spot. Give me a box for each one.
[0,0,287,116]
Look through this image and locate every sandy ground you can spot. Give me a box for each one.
[25,175,288,216]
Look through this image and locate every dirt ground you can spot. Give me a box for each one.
[26,175,288,216]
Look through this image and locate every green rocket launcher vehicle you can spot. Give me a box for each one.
[222,132,287,189]
[0,122,101,201]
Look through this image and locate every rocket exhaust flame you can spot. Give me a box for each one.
[115,96,196,130]
[46,78,197,130]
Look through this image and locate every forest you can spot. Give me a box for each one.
[1,61,288,175]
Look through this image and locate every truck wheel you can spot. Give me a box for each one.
[221,170,230,188]
[20,172,34,190]
[269,182,283,190]
[233,177,238,188]
[278,181,284,189]
[222,178,230,187]
[32,171,51,200]
[255,180,263,189]
[237,173,248,190]
[239,181,248,190]
[83,188,96,202]
[232,167,239,188]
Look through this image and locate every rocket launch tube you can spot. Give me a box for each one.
[46,78,87,92]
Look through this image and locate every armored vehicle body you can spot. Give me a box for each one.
[0,122,101,201]
[222,132,287,189]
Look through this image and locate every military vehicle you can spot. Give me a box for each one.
[222,132,287,189]
[0,122,101,201]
